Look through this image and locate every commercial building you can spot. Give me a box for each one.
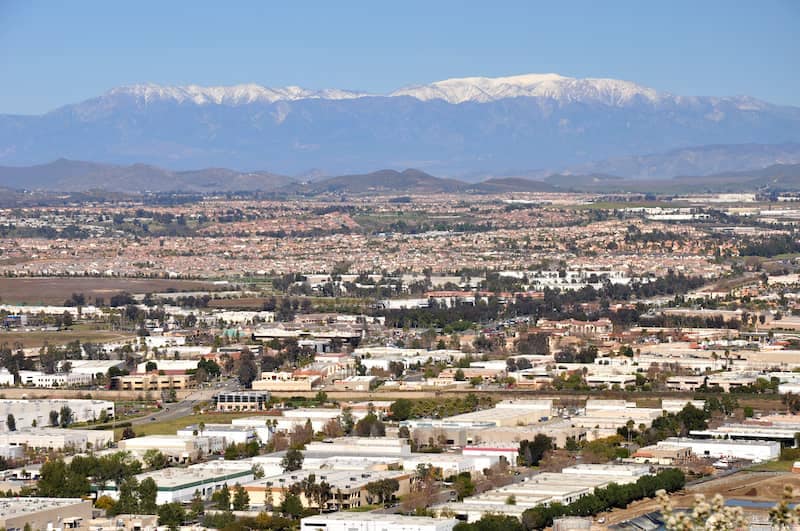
[434,464,650,522]
[0,428,114,452]
[301,513,457,531]
[251,372,319,392]
[630,444,692,465]
[333,375,377,391]
[689,424,798,445]
[117,434,225,463]
[99,462,255,505]
[304,437,411,457]
[244,469,411,509]
[17,370,93,388]
[0,497,92,531]
[0,399,114,431]
[214,390,270,412]
[402,453,499,477]
[658,437,780,462]
[111,373,194,391]
[177,424,257,446]
[462,445,519,465]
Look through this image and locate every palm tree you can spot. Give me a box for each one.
[198,421,205,436]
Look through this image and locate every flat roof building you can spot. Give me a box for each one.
[99,462,254,505]
[0,497,92,531]
[301,513,457,531]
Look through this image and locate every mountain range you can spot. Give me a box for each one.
[2,73,799,177]
[2,158,800,195]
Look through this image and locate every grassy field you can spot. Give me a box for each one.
[0,277,223,305]
[747,460,794,472]
[116,411,264,440]
[0,327,134,348]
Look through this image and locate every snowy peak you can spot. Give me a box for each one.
[106,83,370,105]
[93,74,774,109]
[390,73,664,105]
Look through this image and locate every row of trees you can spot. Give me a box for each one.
[472,468,686,530]
[38,452,142,498]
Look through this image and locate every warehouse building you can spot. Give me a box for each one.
[244,469,411,510]
[0,399,114,431]
[177,424,257,446]
[434,464,650,522]
[301,513,457,531]
[657,437,780,461]
[0,497,92,530]
[0,428,113,452]
[117,434,225,463]
[98,462,254,504]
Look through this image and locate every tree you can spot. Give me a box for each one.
[6,413,15,431]
[454,514,524,531]
[138,477,158,514]
[189,490,205,520]
[236,349,259,388]
[454,369,466,381]
[281,448,304,472]
[143,449,168,470]
[452,473,475,501]
[114,477,140,515]
[355,413,385,437]
[390,399,413,421]
[365,478,400,505]
[211,484,231,510]
[341,407,355,435]
[280,493,303,518]
[158,502,186,531]
[518,434,553,467]
[59,405,74,428]
[145,361,157,372]
[121,426,137,439]
[49,409,59,426]
[232,483,250,510]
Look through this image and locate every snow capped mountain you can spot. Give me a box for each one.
[106,82,370,105]
[391,73,664,105]
[96,74,777,110]
[2,73,799,176]
[104,73,671,107]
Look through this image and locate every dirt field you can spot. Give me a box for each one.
[0,277,222,305]
[602,472,800,525]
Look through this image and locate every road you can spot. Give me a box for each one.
[129,377,240,426]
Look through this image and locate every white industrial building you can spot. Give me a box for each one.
[402,453,499,477]
[658,437,780,462]
[98,461,254,504]
[463,444,519,465]
[0,399,114,431]
[434,464,650,522]
[0,428,114,452]
[401,399,554,431]
[301,513,457,531]
[0,497,93,531]
[117,434,225,463]
[17,370,93,388]
[176,424,257,446]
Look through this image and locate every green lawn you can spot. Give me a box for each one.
[115,411,265,440]
[747,460,793,472]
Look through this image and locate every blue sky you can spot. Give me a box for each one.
[1,0,798,114]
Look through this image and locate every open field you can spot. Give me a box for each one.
[0,327,134,348]
[0,277,224,305]
[115,411,264,440]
